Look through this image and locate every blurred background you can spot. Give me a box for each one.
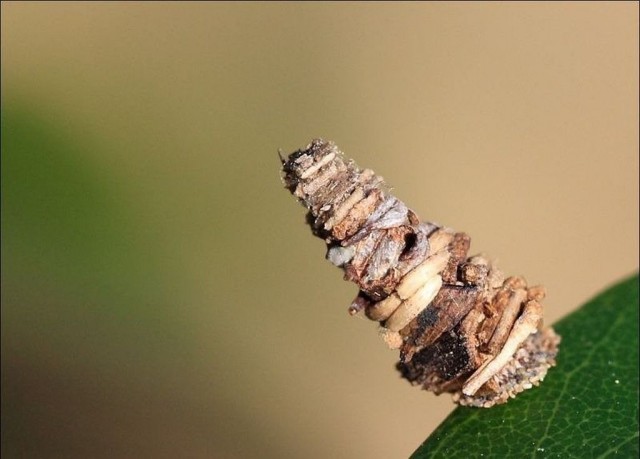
[1,3,638,458]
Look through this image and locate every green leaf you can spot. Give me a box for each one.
[412,274,639,459]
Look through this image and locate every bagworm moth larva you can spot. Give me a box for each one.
[281,139,560,407]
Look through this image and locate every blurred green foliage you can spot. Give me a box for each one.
[1,100,189,359]
[3,104,142,297]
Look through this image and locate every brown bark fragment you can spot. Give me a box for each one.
[460,261,489,287]
[527,285,546,301]
[485,288,527,355]
[441,232,471,283]
[400,285,479,362]
[398,323,474,385]
[477,289,510,347]
[331,189,384,241]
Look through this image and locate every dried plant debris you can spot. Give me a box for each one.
[281,139,560,408]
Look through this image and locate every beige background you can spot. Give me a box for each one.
[2,2,638,458]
